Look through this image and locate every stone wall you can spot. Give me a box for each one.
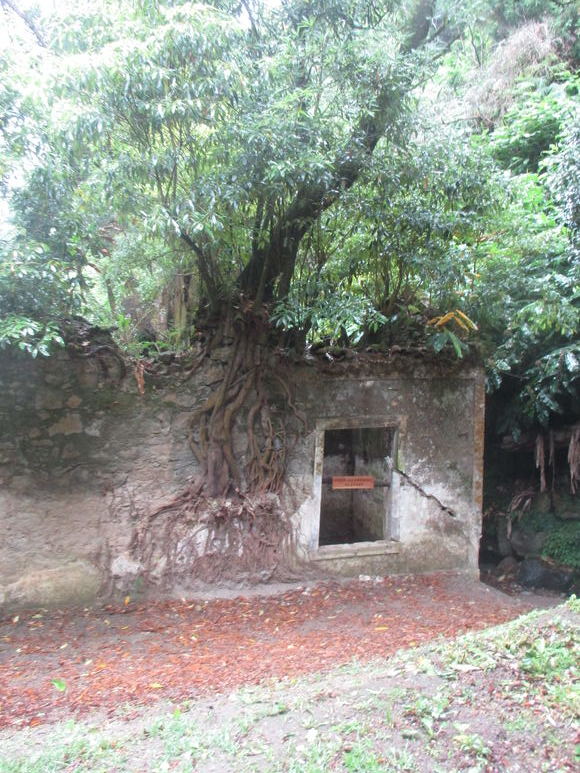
[0,346,485,610]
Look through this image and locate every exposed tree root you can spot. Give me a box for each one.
[567,426,579,494]
[129,306,308,585]
[130,490,299,587]
[186,304,304,498]
[503,425,580,494]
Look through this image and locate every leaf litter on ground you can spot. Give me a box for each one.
[0,594,576,772]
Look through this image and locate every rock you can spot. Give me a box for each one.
[559,509,580,521]
[533,492,552,514]
[0,443,16,464]
[496,517,513,558]
[84,419,102,437]
[73,363,99,389]
[1,561,101,610]
[43,373,63,386]
[110,553,143,592]
[495,556,519,577]
[209,346,232,364]
[552,493,580,521]
[510,525,547,558]
[110,553,142,579]
[61,443,80,459]
[202,365,226,385]
[552,491,580,521]
[35,389,64,411]
[517,557,575,592]
[48,414,83,436]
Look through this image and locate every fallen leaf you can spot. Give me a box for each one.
[451,663,481,673]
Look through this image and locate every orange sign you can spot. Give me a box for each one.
[332,476,375,490]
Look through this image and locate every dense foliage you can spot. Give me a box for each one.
[0,0,578,438]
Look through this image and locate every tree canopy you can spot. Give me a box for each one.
[0,0,578,441]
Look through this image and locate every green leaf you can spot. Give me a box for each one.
[446,330,464,359]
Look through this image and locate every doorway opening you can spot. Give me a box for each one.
[319,426,395,547]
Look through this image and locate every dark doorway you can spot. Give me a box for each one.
[319,426,394,546]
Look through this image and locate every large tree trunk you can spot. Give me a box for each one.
[187,305,298,498]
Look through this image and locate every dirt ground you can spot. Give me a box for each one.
[0,572,559,732]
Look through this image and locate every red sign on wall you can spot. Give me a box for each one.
[332,476,375,490]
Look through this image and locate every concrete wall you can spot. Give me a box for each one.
[0,347,485,609]
[286,362,485,577]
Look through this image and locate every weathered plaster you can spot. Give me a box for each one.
[0,348,484,609]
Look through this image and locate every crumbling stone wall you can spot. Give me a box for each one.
[0,347,484,610]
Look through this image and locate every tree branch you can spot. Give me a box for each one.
[238,0,438,301]
[1,0,46,47]
[240,0,259,40]
[179,229,221,314]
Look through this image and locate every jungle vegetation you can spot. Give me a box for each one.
[0,0,578,497]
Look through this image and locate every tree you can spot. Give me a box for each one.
[2,0,576,495]
[1,0,464,496]
[428,8,579,441]
[472,70,579,438]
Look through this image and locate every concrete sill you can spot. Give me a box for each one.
[313,540,400,561]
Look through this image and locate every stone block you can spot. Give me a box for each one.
[48,414,83,436]
[35,389,64,411]
[517,557,575,592]
[510,525,547,558]
[0,561,102,610]
[495,556,519,576]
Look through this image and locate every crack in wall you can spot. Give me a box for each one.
[394,467,456,517]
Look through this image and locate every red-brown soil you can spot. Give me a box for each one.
[0,572,556,730]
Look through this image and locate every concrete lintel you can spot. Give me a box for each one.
[315,415,403,431]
